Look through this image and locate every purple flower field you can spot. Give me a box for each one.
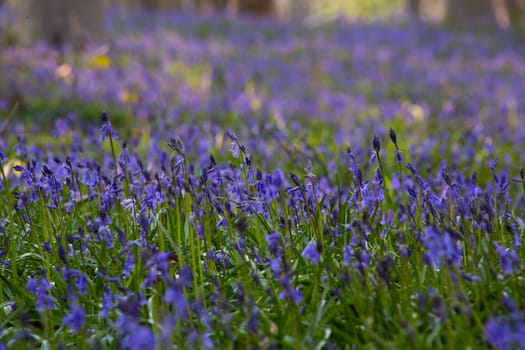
[1,7,525,349]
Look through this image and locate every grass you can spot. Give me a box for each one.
[1,113,524,349]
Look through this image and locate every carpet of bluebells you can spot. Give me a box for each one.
[1,6,525,349]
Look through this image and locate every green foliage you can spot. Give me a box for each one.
[313,0,404,20]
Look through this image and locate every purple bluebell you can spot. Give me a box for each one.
[62,304,86,333]
[26,275,54,311]
[342,245,354,267]
[484,311,525,350]
[117,316,156,350]
[494,243,520,276]
[164,285,188,321]
[265,232,282,256]
[99,286,113,319]
[422,226,463,269]
[99,112,118,142]
[278,287,303,305]
[301,241,320,264]
[0,150,7,163]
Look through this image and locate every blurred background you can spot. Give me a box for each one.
[0,0,525,129]
[0,0,524,50]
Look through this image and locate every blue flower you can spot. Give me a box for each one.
[99,286,113,319]
[163,285,188,321]
[494,243,520,276]
[230,141,240,158]
[489,158,498,171]
[117,316,156,350]
[62,304,86,333]
[99,112,118,142]
[342,245,354,267]
[279,287,303,305]
[265,232,282,256]
[422,227,462,269]
[0,150,7,163]
[301,241,320,264]
[26,276,54,311]
[484,311,525,350]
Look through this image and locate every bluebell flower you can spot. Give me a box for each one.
[494,243,520,276]
[489,158,498,171]
[168,136,185,156]
[99,286,113,319]
[342,245,354,267]
[122,252,135,280]
[372,135,381,153]
[99,112,118,142]
[270,169,283,189]
[265,232,282,256]
[484,311,525,350]
[422,226,462,269]
[225,131,238,142]
[62,304,85,333]
[377,256,394,284]
[0,150,7,163]
[406,163,417,174]
[188,329,215,350]
[99,224,114,249]
[247,305,260,335]
[352,250,371,273]
[230,141,240,158]
[389,129,398,148]
[117,316,156,350]
[26,276,54,311]
[164,285,188,321]
[121,198,136,212]
[269,258,281,275]
[201,333,214,350]
[301,241,320,264]
[395,149,403,163]
[215,251,230,268]
[178,264,193,288]
[279,287,303,305]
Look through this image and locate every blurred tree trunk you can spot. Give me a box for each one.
[417,0,448,23]
[406,0,420,19]
[415,0,496,24]
[274,0,311,21]
[492,0,512,27]
[151,0,201,11]
[507,0,525,31]
[414,0,525,29]
[10,0,104,48]
[197,0,222,12]
[117,0,222,12]
[226,0,274,16]
[446,0,496,25]
[103,0,313,18]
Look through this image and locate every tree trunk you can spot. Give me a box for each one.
[406,0,420,19]
[507,0,525,31]
[417,0,497,25]
[128,0,222,12]
[445,0,496,25]
[417,0,448,23]
[273,0,311,20]
[225,0,273,16]
[11,0,104,48]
